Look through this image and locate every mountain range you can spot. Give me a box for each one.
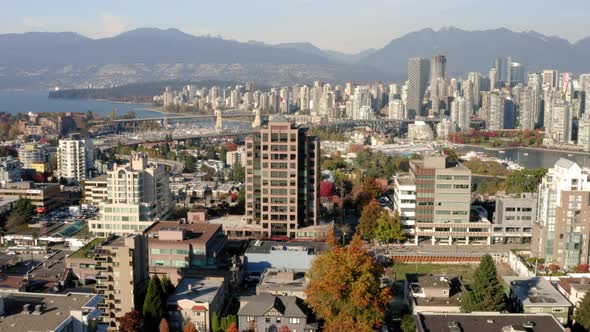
[1,27,589,90]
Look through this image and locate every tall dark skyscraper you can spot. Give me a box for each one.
[407,57,430,117]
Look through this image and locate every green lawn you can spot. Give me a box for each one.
[69,238,105,259]
[388,263,478,285]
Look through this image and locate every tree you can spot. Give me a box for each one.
[212,312,221,332]
[159,318,170,332]
[5,198,36,231]
[143,276,166,323]
[278,325,291,332]
[306,234,391,332]
[160,275,174,296]
[184,155,195,173]
[506,168,547,194]
[227,162,245,182]
[461,255,506,312]
[443,148,459,163]
[354,177,382,210]
[227,322,239,332]
[401,314,416,332]
[183,322,198,332]
[117,310,142,332]
[374,211,405,244]
[357,199,382,240]
[576,292,590,330]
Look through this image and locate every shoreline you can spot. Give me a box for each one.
[457,144,590,156]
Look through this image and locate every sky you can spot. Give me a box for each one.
[2,0,590,53]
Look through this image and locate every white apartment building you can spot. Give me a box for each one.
[393,174,417,243]
[89,152,172,237]
[226,146,246,167]
[57,134,94,184]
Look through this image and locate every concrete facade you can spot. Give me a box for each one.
[493,193,536,244]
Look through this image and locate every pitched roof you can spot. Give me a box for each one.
[555,158,576,169]
[238,295,307,318]
[269,114,290,123]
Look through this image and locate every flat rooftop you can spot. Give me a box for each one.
[145,221,222,245]
[258,268,308,293]
[503,277,571,307]
[558,277,590,294]
[168,277,224,305]
[416,313,565,332]
[245,240,327,255]
[0,291,102,332]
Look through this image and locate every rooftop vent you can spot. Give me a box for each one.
[21,304,31,315]
[31,304,44,316]
[522,321,535,328]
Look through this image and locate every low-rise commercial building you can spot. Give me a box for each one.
[0,291,103,332]
[493,193,536,244]
[415,312,565,332]
[0,181,61,211]
[145,221,226,284]
[504,276,572,325]
[244,240,327,272]
[167,277,226,332]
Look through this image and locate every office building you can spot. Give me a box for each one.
[0,156,21,183]
[510,62,525,85]
[503,277,571,325]
[419,159,485,243]
[533,159,590,268]
[57,134,94,184]
[406,156,484,245]
[493,193,536,244]
[430,54,447,109]
[543,69,559,88]
[144,221,226,284]
[94,234,149,330]
[89,152,172,237]
[467,72,481,108]
[407,57,430,117]
[544,99,571,146]
[244,115,319,239]
[0,181,61,211]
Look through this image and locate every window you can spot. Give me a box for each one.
[289,318,300,324]
[552,308,565,313]
[265,317,270,323]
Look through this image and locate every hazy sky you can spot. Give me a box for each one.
[3,0,589,53]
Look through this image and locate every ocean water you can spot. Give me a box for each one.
[0,90,169,118]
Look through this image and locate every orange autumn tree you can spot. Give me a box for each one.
[305,234,391,332]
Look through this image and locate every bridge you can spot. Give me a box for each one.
[112,109,265,131]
